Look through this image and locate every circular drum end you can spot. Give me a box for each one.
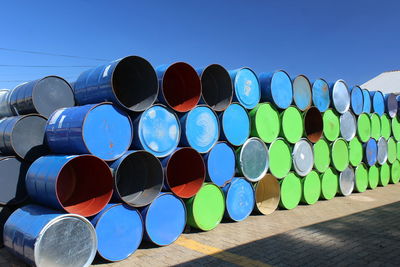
[35,215,97,267]
[161,62,201,112]
[238,138,269,182]
[304,107,323,143]
[254,174,280,215]
[339,166,355,196]
[56,155,113,217]
[166,148,205,198]
[114,151,163,207]
[112,56,158,112]
[292,139,314,177]
[200,64,233,112]
[33,76,75,118]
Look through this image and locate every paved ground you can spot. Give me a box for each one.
[1,183,400,267]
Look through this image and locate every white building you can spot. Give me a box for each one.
[361,70,400,95]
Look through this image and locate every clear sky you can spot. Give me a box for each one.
[0,0,399,89]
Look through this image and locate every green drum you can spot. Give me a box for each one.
[279,172,302,210]
[390,160,400,184]
[313,139,330,172]
[348,137,363,167]
[301,171,321,205]
[370,113,381,140]
[354,163,368,193]
[320,167,338,200]
[357,113,371,142]
[280,106,303,144]
[378,163,390,186]
[249,103,280,143]
[322,109,340,141]
[397,142,400,160]
[331,138,349,172]
[268,138,292,179]
[391,116,400,141]
[185,183,225,231]
[368,165,379,189]
[380,114,391,140]
[387,137,397,164]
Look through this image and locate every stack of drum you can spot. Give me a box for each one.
[1,55,399,267]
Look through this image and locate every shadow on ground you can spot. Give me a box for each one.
[174,201,400,267]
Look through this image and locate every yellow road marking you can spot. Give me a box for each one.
[175,236,272,267]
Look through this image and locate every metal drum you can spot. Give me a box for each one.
[292,75,312,111]
[354,163,368,193]
[222,178,255,222]
[91,204,143,262]
[268,138,292,179]
[157,62,201,112]
[303,107,323,143]
[377,137,388,165]
[385,93,397,118]
[349,137,363,167]
[370,113,381,140]
[339,166,355,196]
[292,139,314,177]
[312,78,330,112]
[350,86,364,115]
[3,205,97,267]
[204,142,235,187]
[320,167,339,200]
[0,156,28,205]
[236,137,269,182]
[46,103,132,161]
[381,114,391,139]
[392,116,400,141]
[249,103,280,143]
[197,64,233,111]
[229,67,260,109]
[25,155,113,217]
[253,174,280,215]
[163,147,205,198]
[390,160,400,184]
[368,165,379,189]
[141,193,186,245]
[180,106,219,153]
[357,113,371,142]
[340,110,357,141]
[9,76,75,118]
[0,115,48,161]
[0,89,13,118]
[279,172,302,210]
[329,80,350,114]
[370,91,385,116]
[379,163,390,186]
[220,103,250,146]
[74,56,158,112]
[364,138,378,166]
[186,183,225,231]
[0,206,15,247]
[362,89,371,113]
[313,139,330,173]
[280,106,303,144]
[331,138,349,172]
[301,171,321,205]
[109,151,163,207]
[131,104,180,158]
[259,70,293,109]
[322,109,340,141]
[387,137,397,164]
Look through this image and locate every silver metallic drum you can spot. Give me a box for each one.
[340,110,357,141]
[3,205,97,267]
[236,137,269,182]
[0,89,13,118]
[377,137,388,165]
[339,166,355,196]
[292,138,314,176]
[330,80,350,114]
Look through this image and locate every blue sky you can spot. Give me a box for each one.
[0,0,399,89]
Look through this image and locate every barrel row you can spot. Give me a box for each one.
[1,55,400,267]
